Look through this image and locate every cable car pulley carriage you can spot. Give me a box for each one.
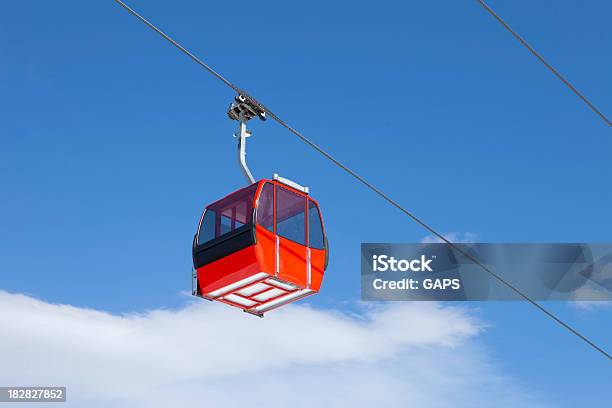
[192,95,329,316]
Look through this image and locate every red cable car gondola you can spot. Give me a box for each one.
[192,95,329,316]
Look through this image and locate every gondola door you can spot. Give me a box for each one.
[275,185,308,288]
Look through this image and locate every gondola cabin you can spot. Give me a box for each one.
[192,174,328,316]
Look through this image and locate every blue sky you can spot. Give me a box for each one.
[1,0,610,406]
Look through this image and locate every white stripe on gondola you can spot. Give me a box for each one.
[252,288,285,302]
[223,293,257,307]
[252,289,314,313]
[206,272,269,298]
[236,282,272,297]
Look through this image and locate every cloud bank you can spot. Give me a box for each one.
[0,291,548,407]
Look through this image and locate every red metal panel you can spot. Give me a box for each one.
[254,225,276,277]
[197,245,261,295]
[309,248,326,292]
[278,236,308,288]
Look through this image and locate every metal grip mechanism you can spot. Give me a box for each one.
[228,95,266,185]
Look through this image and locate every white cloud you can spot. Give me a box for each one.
[0,291,550,408]
[568,283,612,311]
[421,232,479,244]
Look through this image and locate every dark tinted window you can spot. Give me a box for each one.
[308,200,325,249]
[276,187,306,245]
[256,183,274,232]
[197,183,257,245]
[198,210,216,244]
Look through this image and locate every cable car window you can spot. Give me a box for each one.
[197,183,258,245]
[256,182,274,232]
[198,210,216,244]
[219,215,233,235]
[276,186,306,245]
[308,200,325,249]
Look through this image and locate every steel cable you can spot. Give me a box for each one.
[476,0,610,126]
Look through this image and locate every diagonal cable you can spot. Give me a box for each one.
[113,0,611,359]
[476,0,611,126]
